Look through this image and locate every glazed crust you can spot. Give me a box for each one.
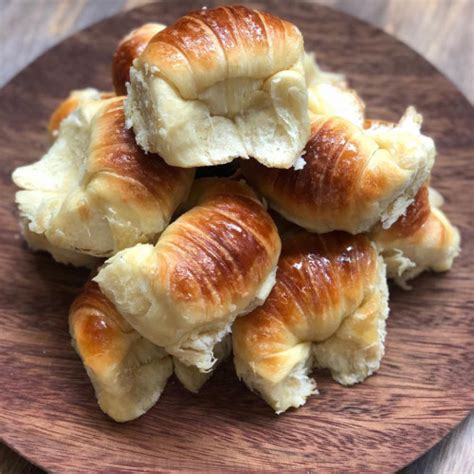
[140,6,303,98]
[88,97,191,210]
[95,178,281,371]
[14,96,194,259]
[70,280,136,373]
[240,113,433,233]
[156,179,281,308]
[70,280,173,422]
[233,232,379,382]
[125,6,309,169]
[112,23,165,95]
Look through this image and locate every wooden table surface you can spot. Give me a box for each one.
[0,1,472,472]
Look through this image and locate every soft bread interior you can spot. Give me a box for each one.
[125,61,309,168]
[304,52,365,127]
[48,87,106,140]
[13,101,115,259]
[174,336,232,393]
[234,342,317,414]
[13,96,191,262]
[167,266,277,371]
[20,220,99,268]
[303,52,347,88]
[364,107,436,229]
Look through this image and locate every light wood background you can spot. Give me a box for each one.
[0,0,472,472]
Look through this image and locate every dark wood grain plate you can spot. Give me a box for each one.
[0,1,472,471]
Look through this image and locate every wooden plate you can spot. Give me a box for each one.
[0,1,472,471]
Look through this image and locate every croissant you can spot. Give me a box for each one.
[47,88,113,141]
[370,185,460,287]
[240,107,434,234]
[13,96,194,265]
[232,231,388,413]
[303,52,365,127]
[70,280,173,422]
[125,5,309,168]
[112,22,166,95]
[95,178,281,373]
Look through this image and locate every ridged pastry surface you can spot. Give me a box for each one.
[155,179,281,308]
[240,108,434,233]
[13,96,194,261]
[140,6,303,98]
[125,6,309,168]
[88,97,191,208]
[233,232,379,367]
[112,23,165,95]
[233,231,388,412]
[70,280,173,422]
[95,178,281,371]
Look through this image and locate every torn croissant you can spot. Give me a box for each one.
[70,280,173,422]
[240,107,434,234]
[371,185,460,287]
[13,96,194,264]
[232,231,388,413]
[94,178,281,375]
[125,5,310,168]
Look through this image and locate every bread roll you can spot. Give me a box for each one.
[125,5,309,168]
[112,23,166,95]
[48,88,113,141]
[232,231,388,413]
[70,280,173,422]
[95,178,281,373]
[371,185,460,288]
[13,97,194,264]
[304,52,365,127]
[240,107,434,234]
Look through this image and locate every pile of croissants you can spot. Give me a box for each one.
[12,6,460,421]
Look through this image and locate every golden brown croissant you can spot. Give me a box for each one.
[125,5,309,168]
[240,107,434,234]
[47,88,113,141]
[13,96,194,264]
[70,280,173,422]
[232,231,388,413]
[112,23,165,95]
[95,178,281,374]
[370,185,460,287]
